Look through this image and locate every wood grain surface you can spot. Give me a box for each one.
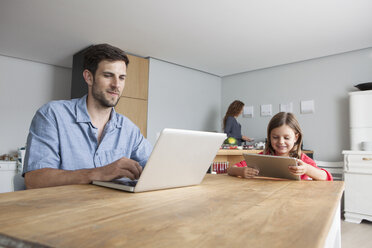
[122,54,149,100]
[0,175,344,248]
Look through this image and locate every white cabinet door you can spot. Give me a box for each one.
[343,150,372,223]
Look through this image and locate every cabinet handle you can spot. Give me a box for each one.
[362,157,372,161]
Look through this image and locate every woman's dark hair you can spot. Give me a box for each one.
[223,100,244,129]
[83,43,129,76]
[264,112,303,158]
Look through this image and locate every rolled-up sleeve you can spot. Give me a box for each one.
[23,107,60,175]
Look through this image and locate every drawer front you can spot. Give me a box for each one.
[344,154,372,173]
[0,161,17,171]
[344,173,372,215]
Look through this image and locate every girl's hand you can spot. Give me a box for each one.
[242,167,259,178]
[288,159,308,176]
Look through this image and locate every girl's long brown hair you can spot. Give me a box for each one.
[223,100,244,130]
[264,112,303,158]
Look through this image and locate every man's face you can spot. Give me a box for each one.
[91,60,126,108]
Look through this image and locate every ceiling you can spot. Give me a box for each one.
[1,0,372,77]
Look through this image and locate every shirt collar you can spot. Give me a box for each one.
[108,107,122,129]
[75,95,122,129]
[76,95,90,123]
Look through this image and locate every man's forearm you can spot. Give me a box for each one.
[24,168,95,189]
[24,157,143,189]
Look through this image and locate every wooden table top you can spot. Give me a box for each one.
[0,175,343,248]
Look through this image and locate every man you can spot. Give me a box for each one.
[23,44,152,189]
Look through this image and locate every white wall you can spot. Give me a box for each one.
[0,55,71,155]
[147,58,222,145]
[222,48,372,162]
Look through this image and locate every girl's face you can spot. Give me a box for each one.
[270,124,299,157]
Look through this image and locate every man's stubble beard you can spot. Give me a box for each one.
[91,79,121,108]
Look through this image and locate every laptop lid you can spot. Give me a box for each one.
[93,128,227,192]
[242,153,300,180]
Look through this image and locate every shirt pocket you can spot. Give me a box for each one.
[98,149,125,166]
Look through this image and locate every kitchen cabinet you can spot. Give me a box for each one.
[115,54,149,137]
[115,97,148,137]
[122,54,149,100]
[71,47,149,137]
[342,150,372,223]
[0,161,17,193]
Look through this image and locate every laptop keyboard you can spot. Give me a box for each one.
[112,178,138,187]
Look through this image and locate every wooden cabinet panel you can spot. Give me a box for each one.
[115,97,148,137]
[123,55,149,100]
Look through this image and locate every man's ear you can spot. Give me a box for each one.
[83,69,94,86]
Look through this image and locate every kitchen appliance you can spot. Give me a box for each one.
[349,90,372,150]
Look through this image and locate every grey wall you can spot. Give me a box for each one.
[0,55,221,155]
[3,48,372,162]
[0,55,71,155]
[221,48,372,162]
[147,58,222,145]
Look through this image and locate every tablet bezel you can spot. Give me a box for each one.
[243,153,300,180]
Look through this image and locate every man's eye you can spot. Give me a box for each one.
[104,74,112,78]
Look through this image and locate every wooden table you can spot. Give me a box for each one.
[214,149,314,166]
[0,175,343,248]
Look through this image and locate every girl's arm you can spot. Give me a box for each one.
[227,166,259,178]
[289,160,328,181]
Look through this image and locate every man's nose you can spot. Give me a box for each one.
[111,77,120,87]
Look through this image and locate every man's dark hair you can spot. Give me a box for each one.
[83,43,129,76]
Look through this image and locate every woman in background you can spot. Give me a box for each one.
[223,100,252,146]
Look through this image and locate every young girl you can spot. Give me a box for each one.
[227,112,333,181]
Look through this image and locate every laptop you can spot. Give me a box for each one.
[93,128,227,192]
[243,153,300,180]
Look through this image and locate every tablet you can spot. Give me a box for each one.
[243,153,300,180]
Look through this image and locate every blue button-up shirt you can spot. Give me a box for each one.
[23,95,152,174]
